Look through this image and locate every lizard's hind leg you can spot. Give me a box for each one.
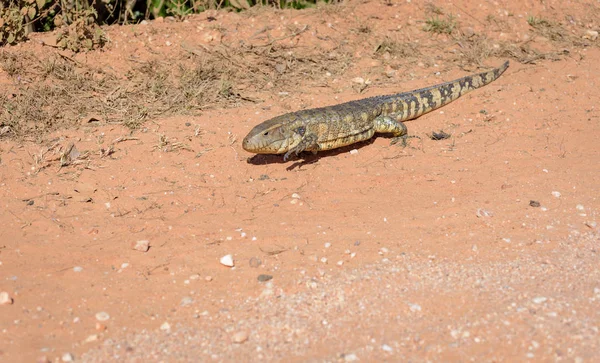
[373,115,418,147]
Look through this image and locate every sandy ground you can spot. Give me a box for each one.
[1,0,600,361]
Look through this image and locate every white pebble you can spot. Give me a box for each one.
[320,257,328,264]
[0,292,14,305]
[349,149,358,155]
[532,297,547,304]
[61,353,74,362]
[132,240,150,252]
[409,303,422,312]
[220,254,234,267]
[95,312,110,321]
[180,297,193,306]
[551,191,561,198]
[344,353,359,362]
[576,204,585,211]
[324,242,331,248]
[337,260,344,266]
[291,193,301,199]
[382,344,393,352]
[84,334,98,343]
[73,266,83,272]
[121,263,129,269]
[232,330,249,343]
[160,322,171,333]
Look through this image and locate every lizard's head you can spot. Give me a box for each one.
[242,116,302,155]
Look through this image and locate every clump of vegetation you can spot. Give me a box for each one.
[0,1,32,45]
[423,15,456,35]
[374,37,420,58]
[55,8,107,51]
[527,16,566,41]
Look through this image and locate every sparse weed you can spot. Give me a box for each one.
[423,15,456,35]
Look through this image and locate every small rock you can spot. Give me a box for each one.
[476,208,494,217]
[408,303,422,312]
[551,191,561,198]
[84,334,98,343]
[343,353,359,362]
[0,292,13,305]
[382,344,393,352]
[189,274,200,280]
[220,254,234,267]
[61,353,74,362]
[36,356,50,363]
[180,297,194,306]
[349,149,359,155]
[291,193,301,199]
[95,322,107,331]
[529,200,541,208]
[205,276,213,282]
[232,330,249,343]
[585,30,598,40]
[73,266,83,272]
[576,204,585,211]
[95,312,110,321]
[160,322,171,333]
[352,77,365,84]
[249,257,262,268]
[533,297,547,304]
[132,240,150,252]
[257,274,273,282]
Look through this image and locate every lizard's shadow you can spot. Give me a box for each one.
[246,138,377,169]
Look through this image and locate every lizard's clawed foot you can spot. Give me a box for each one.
[390,134,421,147]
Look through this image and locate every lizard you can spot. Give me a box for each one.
[242,61,509,161]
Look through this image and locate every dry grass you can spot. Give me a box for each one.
[0,41,350,141]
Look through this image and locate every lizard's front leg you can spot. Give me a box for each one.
[284,133,319,161]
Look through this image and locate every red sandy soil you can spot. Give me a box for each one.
[1,0,599,361]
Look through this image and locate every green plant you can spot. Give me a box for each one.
[55,8,107,52]
[423,15,456,35]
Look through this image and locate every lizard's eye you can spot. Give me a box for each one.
[263,131,269,136]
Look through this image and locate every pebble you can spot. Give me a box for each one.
[382,344,393,352]
[476,208,494,217]
[349,149,358,155]
[257,274,273,282]
[73,266,83,272]
[160,322,171,333]
[232,330,249,343]
[205,276,213,282]
[132,240,150,252]
[95,312,110,321]
[533,297,547,304]
[551,191,561,198]
[61,353,74,362]
[180,297,194,306]
[220,254,234,267]
[189,274,200,280]
[291,193,301,199]
[324,242,331,248]
[576,204,585,211]
[84,334,98,343]
[585,30,598,40]
[249,257,262,268]
[0,292,13,305]
[408,303,422,312]
[343,353,359,362]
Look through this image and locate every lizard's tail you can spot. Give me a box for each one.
[384,61,509,121]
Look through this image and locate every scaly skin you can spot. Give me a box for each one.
[242,61,509,161]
